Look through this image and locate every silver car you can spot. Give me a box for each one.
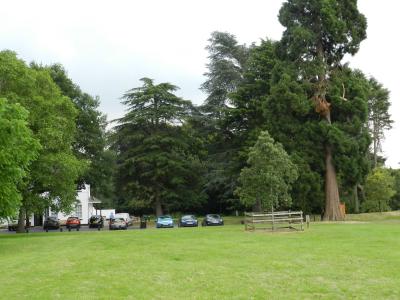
[109,217,128,230]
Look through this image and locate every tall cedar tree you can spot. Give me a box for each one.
[278,0,367,220]
[199,32,250,212]
[113,78,205,216]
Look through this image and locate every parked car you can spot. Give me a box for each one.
[7,218,30,231]
[109,217,128,230]
[178,215,198,227]
[66,217,81,231]
[7,219,19,231]
[156,215,174,228]
[43,216,60,231]
[114,213,132,226]
[89,215,104,228]
[202,214,224,226]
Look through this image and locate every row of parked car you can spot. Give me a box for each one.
[42,214,133,231]
[6,213,224,231]
[156,214,224,228]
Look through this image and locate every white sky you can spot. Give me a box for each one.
[1,0,399,167]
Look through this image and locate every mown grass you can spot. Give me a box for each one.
[1,220,400,299]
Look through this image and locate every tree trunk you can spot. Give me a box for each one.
[253,198,262,212]
[155,196,163,216]
[373,128,378,169]
[323,145,344,221]
[17,207,25,233]
[353,184,360,213]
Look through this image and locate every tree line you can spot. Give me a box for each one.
[0,0,398,226]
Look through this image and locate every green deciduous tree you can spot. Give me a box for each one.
[0,98,40,217]
[363,168,395,212]
[43,64,115,203]
[0,50,83,232]
[236,131,298,211]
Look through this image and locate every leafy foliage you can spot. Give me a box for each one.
[45,64,115,202]
[363,168,395,212]
[236,131,298,211]
[0,99,40,217]
[0,51,83,224]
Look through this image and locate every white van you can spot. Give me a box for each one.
[114,213,132,226]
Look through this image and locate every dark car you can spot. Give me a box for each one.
[202,214,224,226]
[109,217,128,230]
[178,215,198,227]
[156,215,174,228]
[66,217,81,231]
[8,219,30,231]
[89,215,104,229]
[43,216,60,231]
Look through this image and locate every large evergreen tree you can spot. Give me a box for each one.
[113,78,205,216]
[278,0,367,220]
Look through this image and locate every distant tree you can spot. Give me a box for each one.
[389,169,400,210]
[197,31,252,213]
[0,98,40,217]
[43,64,115,202]
[113,78,205,216]
[235,131,298,211]
[363,168,395,212]
[201,31,249,120]
[367,77,393,168]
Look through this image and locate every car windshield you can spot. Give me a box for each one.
[182,215,195,220]
[114,218,125,222]
[159,216,171,220]
[208,214,220,219]
[68,217,78,220]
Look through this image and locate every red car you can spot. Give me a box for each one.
[66,217,81,231]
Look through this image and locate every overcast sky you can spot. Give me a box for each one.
[1,0,399,167]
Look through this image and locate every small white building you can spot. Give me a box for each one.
[49,184,103,225]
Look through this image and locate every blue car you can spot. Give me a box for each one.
[178,215,198,227]
[156,215,174,228]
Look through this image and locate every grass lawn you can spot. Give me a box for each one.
[1,220,400,299]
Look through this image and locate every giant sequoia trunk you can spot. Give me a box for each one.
[323,145,344,220]
[313,69,344,221]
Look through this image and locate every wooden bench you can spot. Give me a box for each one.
[244,211,304,231]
